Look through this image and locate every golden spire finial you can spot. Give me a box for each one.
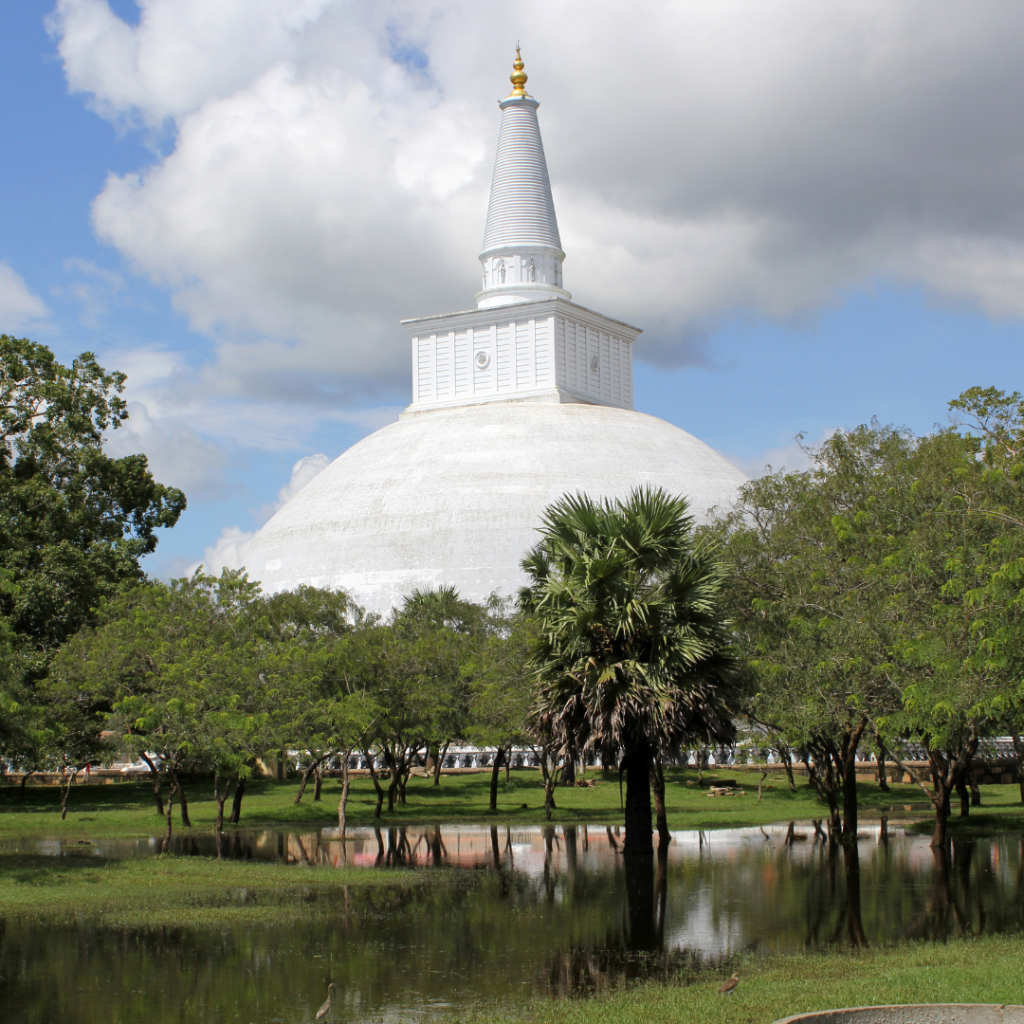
[508,44,529,98]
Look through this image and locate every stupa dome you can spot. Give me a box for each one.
[245,402,745,612]
[242,53,747,612]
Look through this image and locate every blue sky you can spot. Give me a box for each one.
[4,1,1024,578]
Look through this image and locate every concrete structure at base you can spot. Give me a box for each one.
[244,50,747,613]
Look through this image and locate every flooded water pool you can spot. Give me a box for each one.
[1,822,1022,1024]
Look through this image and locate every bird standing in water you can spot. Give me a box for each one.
[719,972,740,994]
[316,983,337,1021]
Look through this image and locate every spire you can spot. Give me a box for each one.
[508,45,528,98]
[476,50,570,309]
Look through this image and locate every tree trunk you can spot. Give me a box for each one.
[170,770,191,827]
[533,744,558,820]
[489,747,505,812]
[293,759,319,804]
[776,744,797,792]
[931,798,948,848]
[139,753,164,815]
[623,736,653,855]
[841,722,866,844]
[544,775,557,820]
[162,785,175,853]
[313,763,323,802]
[562,742,576,786]
[955,775,971,818]
[338,752,351,865]
[398,755,412,805]
[229,776,246,824]
[876,741,890,792]
[969,772,981,807]
[59,767,80,820]
[366,752,385,818]
[434,741,451,786]
[19,768,35,800]
[900,741,979,849]
[650,759,670,845]
[214,773,233,833]
[803,752,841,834]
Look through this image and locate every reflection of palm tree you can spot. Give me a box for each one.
[843,842,868,947]
[521,488,737,855]
[654,845,668,940]
[623,856,658,952]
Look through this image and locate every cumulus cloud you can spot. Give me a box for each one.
[104,400,231,499]
[195,452,331,574]
[0,262,48,331]
[48,0,1024,393]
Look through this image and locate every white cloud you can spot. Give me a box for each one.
[194,452,331,573]
[104,400,231,499]
[0,262,48,331]
[253,452,330,525]
[727,427,843,481]
[47,0,1024,394]
[48,0,334,125]
[61,257,125,326]
[193,525,256,577]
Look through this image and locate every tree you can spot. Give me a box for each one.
[871,391,1024,840]
[397,586,484,786]
[521,487,737,855]
[51,569,275,842]
[259,586,356,804]
[0,336,185,677]
[716,403,1020,847]
[0,337,185,787]
[712,423,971,841]
[467,607,536,813]
[946,387,1024,804]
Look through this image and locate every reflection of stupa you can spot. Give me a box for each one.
[245,52,746,612]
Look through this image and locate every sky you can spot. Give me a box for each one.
[3,0,1024,579]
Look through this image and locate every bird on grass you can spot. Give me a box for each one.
[719,972,740,994]
[316,983,337,1021]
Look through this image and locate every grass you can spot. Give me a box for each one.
[0,850,441,926]
[4,768,1022,840]
[907,808,1024,837]
[453,937,1024,1024]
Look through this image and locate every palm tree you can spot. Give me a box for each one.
[520,486,737,854]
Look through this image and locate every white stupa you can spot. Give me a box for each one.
[244,51,746,612]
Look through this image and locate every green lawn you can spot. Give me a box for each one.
[2,767,1022,839]
[456,937,1024,1024]
[0,850,437,926]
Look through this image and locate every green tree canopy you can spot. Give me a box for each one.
[715,402,1020,846]
[0,336,185,667]
[0,336,185,776]
[520,486,737,854]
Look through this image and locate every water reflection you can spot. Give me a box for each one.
[1,824,1022,1024]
